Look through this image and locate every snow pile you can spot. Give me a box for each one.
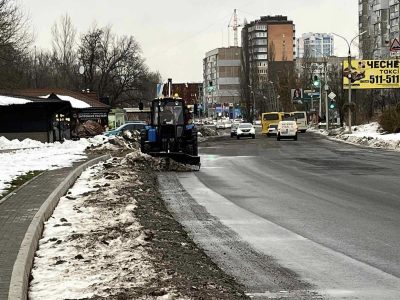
[0,135,108,151]
[0,136,109,195]
[0,133,195,197]
[309,122,400,151]
[198,126,218,137]
[29,158,177,299]
[0,136,46,150]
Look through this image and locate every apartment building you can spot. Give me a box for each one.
[296,33,334,58]
[203,46,241,110]
[241,15,295,80]
[359,0,391,58]
[389,0,400,41]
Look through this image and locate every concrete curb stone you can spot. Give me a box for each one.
[8,154,111,300]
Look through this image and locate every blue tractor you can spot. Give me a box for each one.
[140,97,200,167]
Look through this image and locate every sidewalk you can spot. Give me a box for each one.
[0,155,107,299]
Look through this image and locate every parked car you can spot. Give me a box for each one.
[230,123,239,137]
[277,120,298,141]
[104,121,147,137]
[267,124,278,137]
[236,123,256,139]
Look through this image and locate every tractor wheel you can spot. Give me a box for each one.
[185,129,199,156]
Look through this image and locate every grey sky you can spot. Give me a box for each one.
[21,0,358,82]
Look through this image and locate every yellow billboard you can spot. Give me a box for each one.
[343,59,400,89]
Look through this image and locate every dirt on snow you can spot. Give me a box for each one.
[61,135,248,299]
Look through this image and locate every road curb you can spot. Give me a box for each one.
[8,154,111,300]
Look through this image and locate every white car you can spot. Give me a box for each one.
[236,123,256,139]
[267,123,278,137]
[277,120,298,141]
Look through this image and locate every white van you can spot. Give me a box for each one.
[291,111,308,133]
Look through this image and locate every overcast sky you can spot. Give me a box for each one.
[21,0,358,83]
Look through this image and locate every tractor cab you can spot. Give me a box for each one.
[140,97,200,167]
[153,99,184,126]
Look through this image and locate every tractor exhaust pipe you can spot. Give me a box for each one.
[168,78,172,97]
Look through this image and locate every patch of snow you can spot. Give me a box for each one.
[29,160,161,299]
[0,136,46,150]
[0,95,32,106]
[0,136,108,195]
[40,94,91,109]
[309,122,400,151]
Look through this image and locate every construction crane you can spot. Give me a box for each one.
[228,9,241,47]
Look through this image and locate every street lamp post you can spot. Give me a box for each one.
[248,85,256,122]
[312,49,329,130]
[332,31,367,133]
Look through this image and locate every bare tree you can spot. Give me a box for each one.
[51,14,77,88]
[79,25,104,91]
[0,0,32,88]
[0,0,32,54]
[78,25,149,106]
[52,14,76,66]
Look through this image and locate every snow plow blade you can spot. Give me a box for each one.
[148,152,201,166]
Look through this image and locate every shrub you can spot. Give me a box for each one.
[379,105,400,133]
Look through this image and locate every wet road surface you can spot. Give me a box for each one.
[161,132,400,299]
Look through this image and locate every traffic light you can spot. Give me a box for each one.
[313,75,320,87]
[139,102,144,110]
[329,100,336,109]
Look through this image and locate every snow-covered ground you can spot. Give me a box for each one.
[309,122,400,151]
[29,155,177,300]
[0,136,108,196]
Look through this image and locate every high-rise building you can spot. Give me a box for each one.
[389,0,400,42]
[203,46,241,116]
[241,15,295,79]
[296,33,334,58]
[359,0,390,59]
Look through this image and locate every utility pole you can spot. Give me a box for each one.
[313,49,329,129]
[324,62,329,130]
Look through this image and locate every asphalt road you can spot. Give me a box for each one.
[164,131,400,299]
